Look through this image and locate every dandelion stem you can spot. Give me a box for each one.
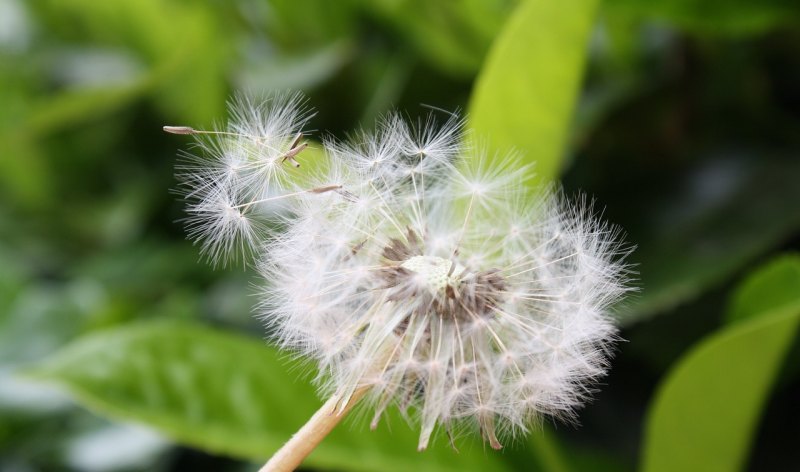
[259,385,371,472]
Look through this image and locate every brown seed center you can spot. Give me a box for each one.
[377,229,507,322]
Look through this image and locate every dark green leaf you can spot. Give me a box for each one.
[606,0,800,36]
[367,0,512,77]
[619,157,800,324]
[24,85,146,138]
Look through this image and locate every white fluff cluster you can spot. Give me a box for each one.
[173,94,631,451]
[175,93,312,265]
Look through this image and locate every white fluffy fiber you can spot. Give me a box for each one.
[175,93,632,450]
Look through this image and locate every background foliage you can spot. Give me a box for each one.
[1,0,799,470]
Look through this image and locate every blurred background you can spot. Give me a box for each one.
[1,0,799,471]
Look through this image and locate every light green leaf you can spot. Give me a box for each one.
[27,321,510,472]
[641,256,800,472]
[727,254,800,324]
[468,0,599,185]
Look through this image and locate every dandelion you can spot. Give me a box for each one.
[166,94,632,471]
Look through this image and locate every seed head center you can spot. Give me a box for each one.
[400,255,457,293]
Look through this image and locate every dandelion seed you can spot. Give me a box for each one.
[163,125,196,135]
[171,92,313,266]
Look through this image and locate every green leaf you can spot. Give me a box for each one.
[34,0,229,124]
[367,0,512,77]
[0,137,52,210]
[641,256,800,472]
[618,157,800,324]
[727,254,800,324]
[468,0,599,185]
[261,0,360,48]
[238,41,354,91]
[528,429,573,472]
[27,321,510,472]
[23,85,148,138]
[606,0,800,37]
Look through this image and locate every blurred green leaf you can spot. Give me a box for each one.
[261,0,360,48]
[619,157,800,324]
[238,41,354,91]
[641,255,800,472]
[359,53,413,124]
[0,249,28,316]
[0,63,52,209]
[367,0,512,77]
[606,0,800,36]
[34,0,229,124]
[528,429,572,472]
[28,321,510,472]
[0,138,52,210]
[0,282,106,365]
[727,254,800,324]
[23,84,147,137]
[469,0,599,185]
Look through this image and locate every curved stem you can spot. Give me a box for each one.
[259,386,371,472]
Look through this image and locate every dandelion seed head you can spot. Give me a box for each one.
[261,123,630,450]
[170,93,633,451]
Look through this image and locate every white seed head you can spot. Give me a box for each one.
[170,94,633,450]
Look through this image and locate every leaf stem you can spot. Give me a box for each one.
[259,385,371,472]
